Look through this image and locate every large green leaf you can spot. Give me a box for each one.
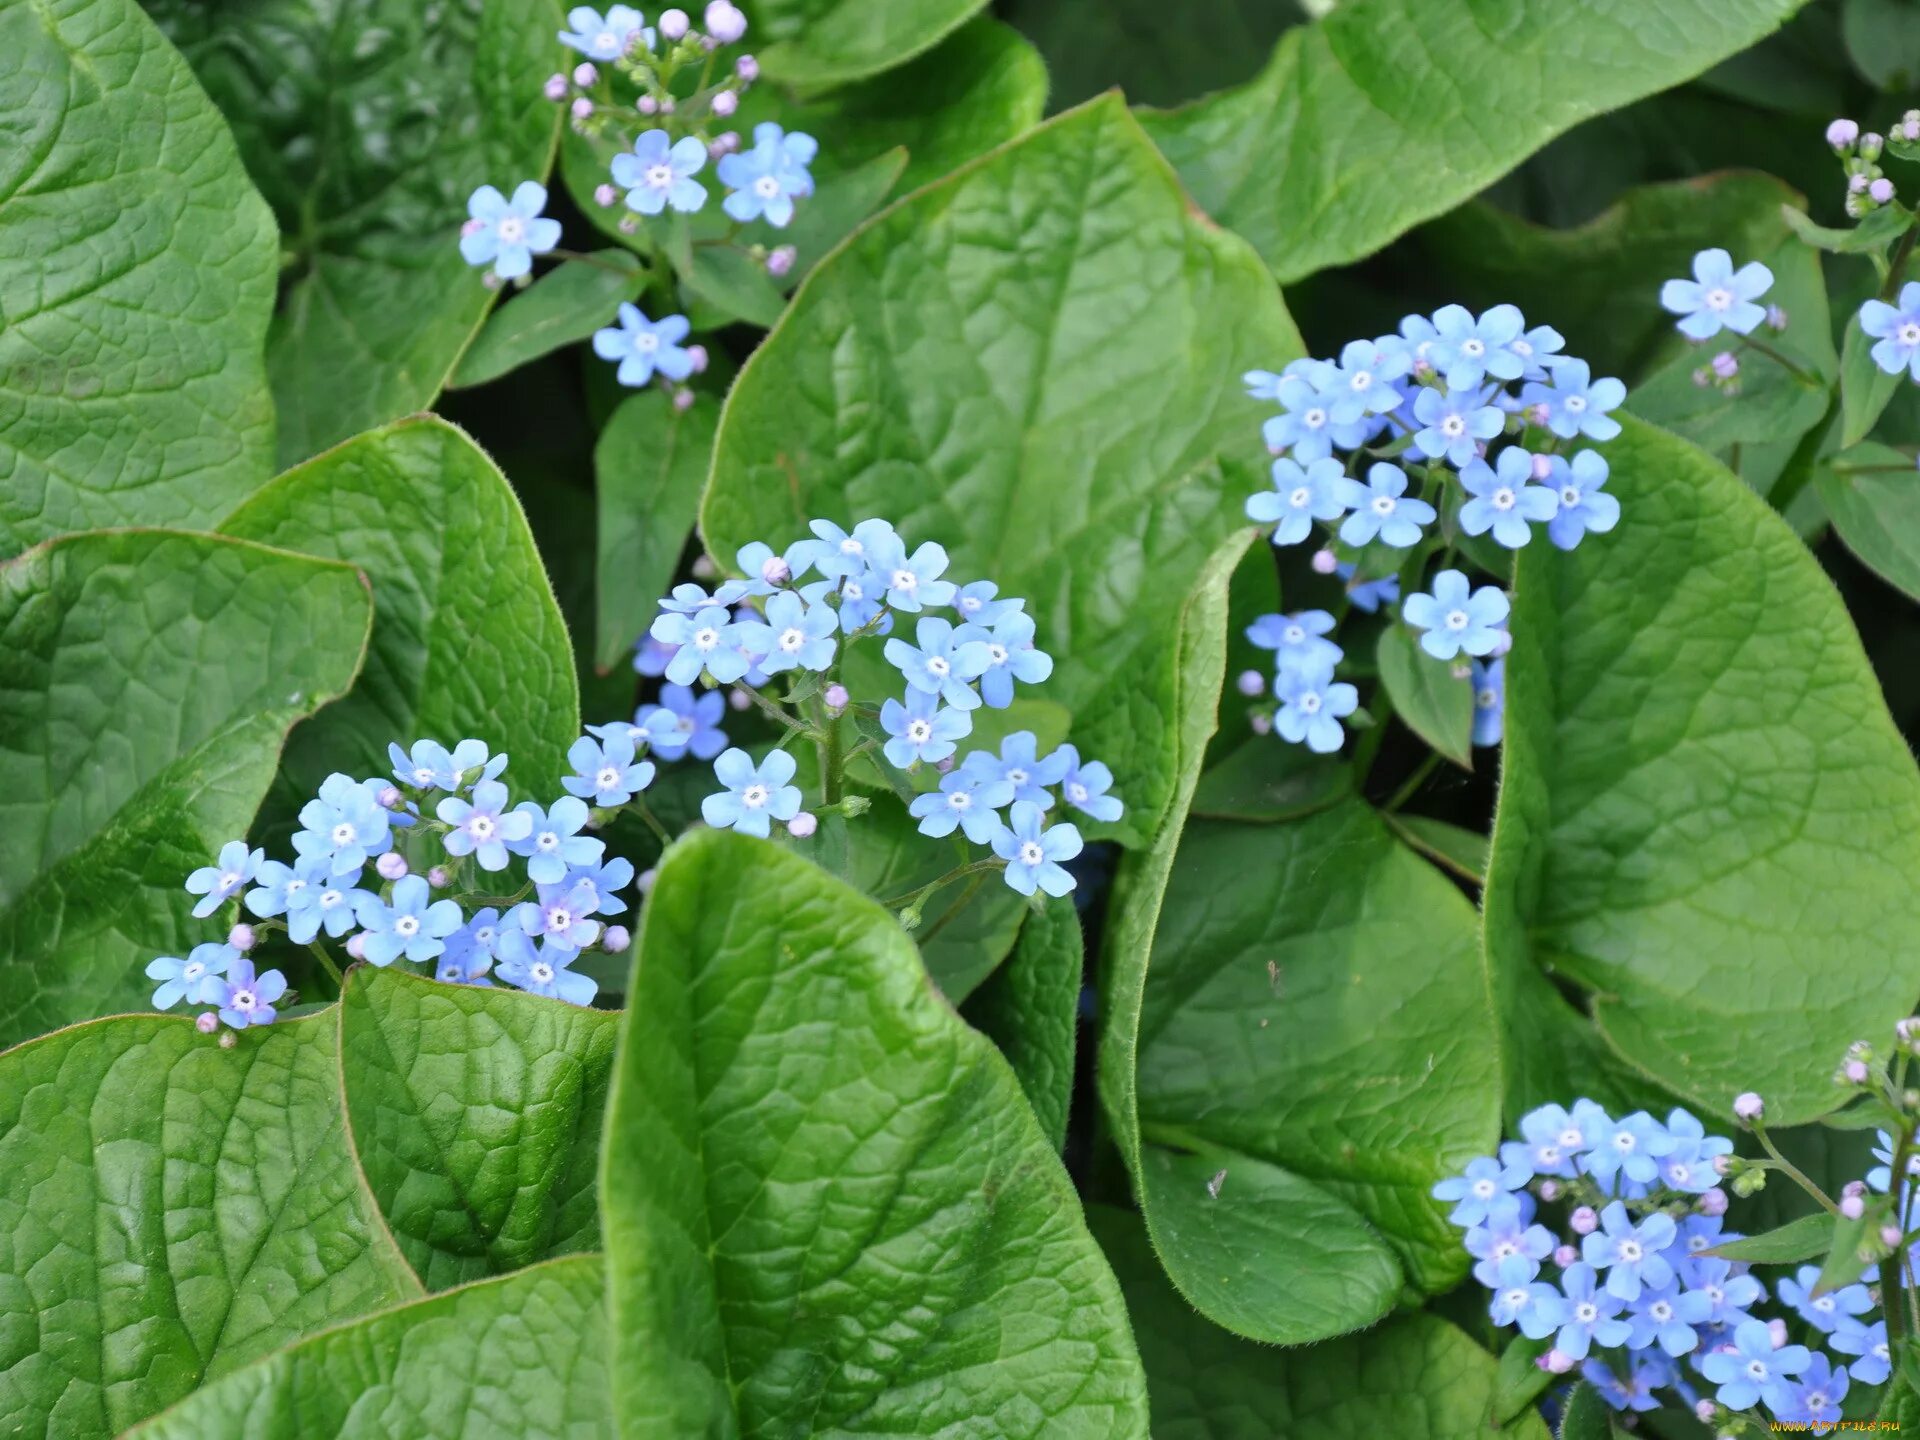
[960,901,1083,1151]
[602,827,1149,1437]
[1089,1206,1552,1440]
[450,250,646,390]
[1484,417,1920,1125]
[338,965,619,1291]
[126,1256,605,1438]
[1816,442,1920,601]
[704,94,1301,839]
[0,531,370,1045]
[1000,0,1294,111]
[745,0,988,88]
[0,1011,420,1436]
[148,0,560,467]
[1138,0,1810,284]
[221,415,580,801]
[0,0,277,556]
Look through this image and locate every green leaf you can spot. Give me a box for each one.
[745,0,989,87]
[1384,813,1489,885]
[1376,622,1474,769]
[1817,441,1920,600]
[1089,1205,1551,1440]
[1780,198,1911,255]
[602,828,1148,1435]
[1843,0,1920,90]
[1814,1209,1873,1292]
[1191,735,1352,823]
[124,1256,606,1438]
[1000,0,1293,111]
[451,252,645,390]
[776,149,909,287]
[338,965,620,1291]
[1843,313,1910,446]
[960,902,1082,1150]
[0,531,370,1044]
[595,391,719,671]
[1483,417,1920,1125]
[679,244,790,328]
[1138,0,1809,284]
[704,95,1303,839]
[221,415,580,801]
[0,0,278,556]
[1495,1336,1555,1425]
[1556,1383,1612,1440]
[0,1012,420,1435]
[1705,1211,1834,1264]
[148,0,560,466]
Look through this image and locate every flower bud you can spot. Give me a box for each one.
[1906,112,1920,143]
[544,72,569,101]
[376,851,409,881]
[767,244,798,277]
[618,215,639,235]
[637,867,657,896]
[687,343,709,374]
[1529,451,1553,481]
[1311,548,1338,575]
[1885,1223,1905,1247]
[1249,711,1273,736]
[788,812,818,838]
[1828,118,1860,150]
[482,269,505,290]
[1712,351,1739,380]
[659,7,689,39]
[1236,669,1266,697]
[228,923,256,951]
[1844,1058,1871,1084]
[1842,1193,1867,1220]
[760,554,791,587]
[346,933,368,960]
[196,1010,220,1034]
[1543,1349,1575,1375]
[1534,1179,1559,1203]
[1767,1318,1789,1349]
[595,183,618,208]
[1552,1244,1578,1267]
[658,96,676,114]
[691,554,716,579]
[736,54,759,82]
[711,89,738,118]
[1713,1153,1732,1175]
[427,866,450,888]
[705,0,747,43]
[1695,1398,1717,1423]
[1733,1091,1764,1120]
[573,62,598,86]
[637,94,659,115]
[219,1028,238,1049]
[728,687,752,712]
[1872,177,1896,204]
[1766,304,1788,332]
[603,924,632,953]
[673,387,696,413]
[1850,172,1870,195]
[1863,131,1886,160]
[1700,1187,1729,1216]
[571,96,594,121]
[1569,1205,1598,1235]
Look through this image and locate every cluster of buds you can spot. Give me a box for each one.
[1828,118,1898,218]
[1692,349,1742,395]
[547,3,759,139]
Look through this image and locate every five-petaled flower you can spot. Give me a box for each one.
[460,182,561,280]
[991,800,1082,897]
[701,748,802,838]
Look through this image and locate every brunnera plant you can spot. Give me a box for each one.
[7,0,1920,1435]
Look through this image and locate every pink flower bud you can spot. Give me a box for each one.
[1845,1058,1871,1083]
[1249,712,1273,736]
[704,0,747,43]
[711,89,738,118]
[1906,116,1920,143]
[1842,1193,1866,1220]
[1766,304,1788,332]
[736,54,759,82]
[1898,1016,1920,1044]
[1887,1223,1907,1247]
[482,269,505,290]
[346,933,368,960]
[1872,177,1895,204]
[1553,1245,1578,1267]
[1828,118,1860,149]
[788,812,818,838]
[1863,131,1886,160]
[595,183,618,207]
[659,7,689,39]
[1529,450,1552,480]
[1734,1091,1764,1120]
[378,785,403,809]
[1767,1318,1789,1349]
[673,387,696,413]
[618,215,639,235]
[637,94,659,115]
[658,96,676,115]
[824,683,849,715]
[760,554,790,586]
[766,244,797,277]
[637,867,657,895]
[1236,669,1266,697]
[1694,1398,1717,1423]
[376,851,408,881]
[603,924,632,953]
[1850,172,1870,194]
[544,73,569,101]
[571,96,594,121]
[687,343,709,374]
[1845,1180,1868,1199]
[692,553,717,579]
[728,687,751,712]
[1310,548,1338,575]
[228,923,256,951]
[196,1011,220,1034]
[1712,351,1739,380]
[573,62,598,86]
[427,866,450,888]
[1543,1349,1575,1375]
[1700,1187,1729,1216]
[1569,1205,1598,1235]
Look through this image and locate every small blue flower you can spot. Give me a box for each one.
[1778,1264,1874,1334]
[1273,667,1358,754]
[1581,1202,1677,1301]
[1685,1256,1762,1328]
[701,748,802,838]
[1247,456,1345,544]
[1459,448,1559,549]
[1259,370,1345,461]
[1583,1109,1675,1187]
[437,779,534,872]
[736,590,838,674]
[807,517,897,580]
[885,616,992,710]
[515,878,604,954]
[729,539,818,598]
[612,129,708,215]
[1470,659,1504,748]
[460,183,561,281]
[910,770,1015,844]
[1411,385,1504,468]
[1051,744,1123,823]
[1335,462,1435,548]
[1624,1280,1712,1357]
[866,534,957,612]
[357,875,463,966]
[388,738,507,792]
[658,582,729,615]
[437,908,507,986]
[1769,1354,1849,1430]
[495,930,599,1005]
[1580,1358,1661,1415]
[1335,563,1399,614]
[1431,1154,1529,1227]
[1867,1126,1920,1193]
[1833,1318,1891,1385]
[1327,337,1411,420]
[1522,359,1625,442]
[294,773,395,876]
[147,942,236,1010]
[559,4,648,58]
[1501,1102,1582,1178]
[1403,570,1509,661]
[1660,248,1773,340]
[593,304,695,387]
[564,732,654,807]
[991,800,1082,897]
[567,855,634,916]
[831,568,890,635]
[1247,610,1342,676]
[211,957,288,1030]
[1653,1108,1731,1194]
[509,798,604,886]
[952,580,1023,627]
[1552,1262,1630,1360]
[1464,1198,1554,1288]
[636,682,728,760]
[1542,450,1621,552]
[1242,368,1287,401]
[1861,282,1920,379]
[880,689,972,768]
[967,611,1052,708]
[1699,1318,1809,1411]
[650,604,753,685]
[958,731,1070,807]
[633,634,677,677]
[717,123,817,227]
[247,855,368,944]
[1430,303,1526,390]
[185,839,264,919]
[1510,323,1566,380]
[1488,1258,1565,1340]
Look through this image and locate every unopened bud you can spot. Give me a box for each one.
[1863,131,1885,160]
[595,183,618,207]
[427,866,450,888]
[704,0,747,43]
[1700,1187,1729,1216]
[1842,1193,1867,1219]
[711,89,738,118]
[1872,177,1896,205]
[228,923,256,952]
[766,244,797,277]
[1844,1058,1871,1084]
[673,387,696,413]
[1733,1091,1764,1120]
[692,554,717,579]
[1886,1223,1906,1247]
[544,73,569,101]
[637,94,659,115]
[1543,1349,1575,1375]
[659,7,689,39]
[346,933,368,961]
[637,867,657,895]
[571,96,594,120]
[1850,172,1870,195]
[618,215,639,235]
[1569,1205,1598,1235]
[573,62,598,86]
[760,554,790,586]
[1695,1398,1717,1424]
[1537,1179,1561,1202]
[728,687,751,712]
[1249,711,1273,736]
[1828,118,1860,150]
[788,812,817,838]
[824,683,850,715]
[1529,450,1552,480]
[219,1028,237,1049]
[603,924,632,953]
[196,1011,220,1034]
[1712,351,1739,380]
[657,95,676,114]
[1236,669,1266,697]
[1311,548,1338,575]
[376,851,409,880]
[1552,1244,1578,1267]
[1766,304,1788,332]
[1906,113,1920,143]
[1767,1318,1790,1349]
[736,54,759,82]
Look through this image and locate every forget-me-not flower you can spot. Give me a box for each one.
[885,616,991,709]
[880,689,972,768]
[651,604,753,685]
[1431,1155,1530,1227]
[294,774,394,875]
[1051,744,1123,823]
[1335,462,1435,548]
[357,875,463,967]
[1861,282,1920,379]
[1459,448,1558,549]
[1411,385,1504,468]
[1833,1318,1891,1385]
[1581,1202,1676,1301]
[1523,359,1625,441]
[186,840,263,919]
[1699,1318,1809,1411]
[613,129,708,215]
[1273,667,1357,754]
[559,5,648,58]
[701,747,802,837]
[958,731,1069,806]
[248,855,367,943]
[1553,1262,1631,1359]
[1660,248,1774,339]
[213,957,288,1030]
[1247,456,1345,544]
[1778,1263,1874,1334]
[496,930,599,1005]
[147,943,235,1010]
[1769,1354,1849,1431]
[1430,303,1527,390]
[952,579,1022,626]
[1247,610,1342,676]
[509,798,604,885]
[1403,570,1509,660]
[910,770,1015,844]
[1542,450,1621,551]
[717,123,816,227]
[736,590,837,673]
[1471,659,1504,748]
[594,305,696,387]
[564,731,654,807]
[460,183,560,280]
[637,682,728,760]
[437,779,533,871]
[866,535,957,612]
[967,611,1052,708]
[992,800,1082,897]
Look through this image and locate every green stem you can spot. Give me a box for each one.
[1752,1122,1839,1215]
[1884,221,1920,300]
[877,858,1005,912]
[634,802,673,848]
[306,942,343,990]
[1736,334,1817,384]
[1383,752,1443,813]
[737,683,812,736]
[915,871,989,948]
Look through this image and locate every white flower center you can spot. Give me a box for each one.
[1747,1360,1768,1380]
[741,785,768,809]
[1284,624,1305,644]
[1558,1127,1582,1148]
[754,175,781,198]
[232,989,256,1011]
[1371,495,1395,515]
[469,814,495,840]
[906,720,932,743]
[926,656,950,678]
[1902,323,1920,346]
[218,870,241,890]
[413,766,436,785]
[1704,286,1733,312]
[1289,486,1311,507]
[1477,687,1499,710]
[1650,1301,1672,1322]
[778,627,806,652]
[1460,338,1485,359]
[595,29,617,49]
[1565,395,1587,412]
[1537,1144,1560,1163]
[693,626,719,650]
[597,766,621,788]
[1504,1288,1528,1309]
[1706,1286,1724,1304]
[1067,781,1089,804]
[1303,407,1327,429]
[1297,691,1322,715]
[183,962,205,981]
[948,792,972,811]
[1560,485,1582,507]
[548,908,573,931]
[532,961,555,984]
[536,830,559,852]
[331,822,356,845]
[958,595,981,614]
[1441,415,1465,437]
[987,643,1008,665]
[286,878,306,895]
[1617,1239,1642,1263]
[1471,1178,1495,1199]
[1444,609,1470,631]
[1350,371,1372,391]
[1007,767,1028,785]
[396,915,419,937]
[1491,487,1516,511]
[321,888,344,908]
[497,215,526,244]
[646,163,675,188]
[890,569,916,592]
[676,716,695,734]
[634,332,659,353]
[1019,841,1044,866]
[840,538,862,555]
[1576,1302,1597,1323]
[476,927,496,946]
[843,580,865,601]
[1513,339,1534,358]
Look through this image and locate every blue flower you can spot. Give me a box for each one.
[1464,1198,1554,1288]
[437,908,506,986]
[910,770,1015,844]
[1700,1318,1809,1411]
[185,839,264,919]
[880,689,972,768]
[1430,303,1526,390]
[1403,569,1509,661]
[1653,1108,1731,1194]
[1242,368,1288,401]
[1431,1155,1529,1227]
[1328,337,1411,420]
[636,682,728,760]
[211,957,288,1030]
[885,616,991,710]
[1768,1354,1849,1430]
[650,604,753,685]
[437,779,534,872]
[508,798,604,885]
[1867,1127,1920,1193]
[593,304,695,387]
[515,879,604,954]
[567,855,634,916]
[1580,1358,1661,1415]
[866,535,957,612]
[717,123,817,227]
[1685,1256,1762,1328]
[633,634,677,677]
[1583,1110,1674,1187]
[958,731,1070,806]
[658,582,729,615]
[1522,359,1625,441]
[1833,1318,1891,1385]
[807,517,896,580]
[1488,1259,1565,1340]
[495,930,599,1005]
[1624,1280,1712,1357]
[460,183,561,281]
[564,732,654,807]
[1581,1202,1677,1301]
[1510,323,1566,380]
[991,800,1082,897]
[1273,667,1358,754]
[1336,563,1398,614]
[559,4,648,58]
[1247,610,1342,676]
[1552,1262,1630,1359]
[1777,1264,1873,1334]
[612,129,708,215]
[356,875,463,966]
[1247,456,1345,544]
[1542,450,1621,552]
[968,611,1052,708]
[1470,659,1504,748]
[729,539,818,598]
[147,942,236,1009]
[701,748,802,838]
[1499,1102,1581,1179]
[1259,370,1346,461]
[1860,283,1920,379]
[1660,248,1774,340]
[247,856,367,944]
[952,580,1023,627]
[1049,744,1122,823]
[1459,448,1559,549]
[294,774,395,876]
[388,738,507,792]
[736,590,838,674]
[1335,462,1435,548]
[1411,385,1504,468]
[831,568,890,635]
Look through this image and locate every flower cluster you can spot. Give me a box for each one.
[1827,116,1909,219]
[623,517,1120,901]
[1241,304,1625,755]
